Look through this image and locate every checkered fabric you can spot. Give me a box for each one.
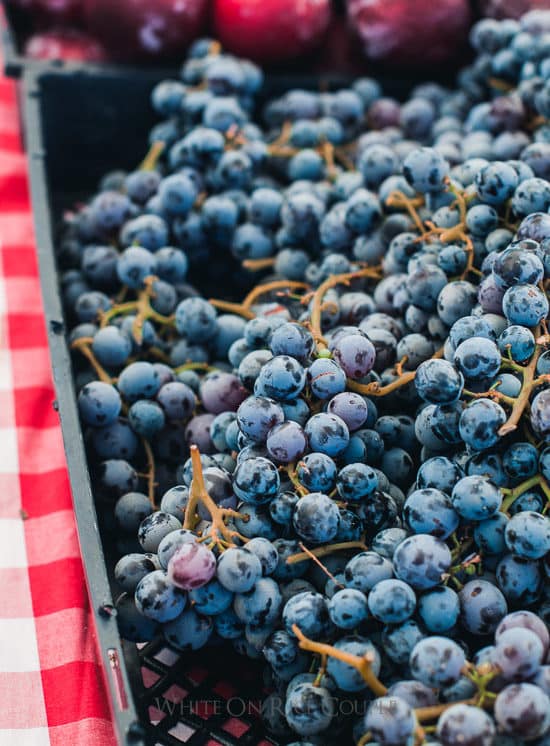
[0,57,116,745]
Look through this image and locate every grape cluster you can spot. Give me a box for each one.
[62,11,550,746]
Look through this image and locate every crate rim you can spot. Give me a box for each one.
[22,64,147,746]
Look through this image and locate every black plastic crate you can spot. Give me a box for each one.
[21,64,461,746]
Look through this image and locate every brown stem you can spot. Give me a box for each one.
[139,141,165,171]
[499,343,543,436]
[310,269,381,351]
[501,474,550,513]
[415,699,477,723]
[284,464,308,496]
[286,541,369,565]
[357,732,372,746]
[385,190,426,234]
[99,277,175,344]
[320,141,338,181]
[70,338,113,383]
[242,280,310,310]
[208,299,255,319]
[141,439,157,507]
[174,362,217,374]
[346,347,443,397]
[462,388,516,407]
[242,257,277,271]
[210,280,309,320]
[186,445,248,547]
[292,624,387,696]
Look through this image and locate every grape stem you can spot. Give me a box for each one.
[310,268,382,352]
[462,387,516,407]
[141,438,157,507]
[414,699,477,722]
[292,624,387,697]
[70,337,113,384]
[500,473,550,513]
[283,463,308,496]
[347,347,444,397]
[210,280,309,319]
[173,362,218,375]
[286,540,369,565]
[356,732,372,746]
[385,190,426,235]
[242,257,277,271]
[139,140,164,171]
[184,445,249,548]
[99,276,175,344]
[498,337,544,436]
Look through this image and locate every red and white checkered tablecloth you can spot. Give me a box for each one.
[0,57,116,746]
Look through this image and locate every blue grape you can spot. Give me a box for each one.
[459,578,508,634]
[404,488,459,539]
[418,586,460,633]
[410,636,465,688]
[368,578,416,623]
[326,636,381,692]
[436,704,495,746]
[293,493,340,544]
[393,534,452,589]
[135,570,186,622]
[364,696,416,746]
[504,510,550,559]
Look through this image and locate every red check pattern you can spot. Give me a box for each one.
[0,50,116,746]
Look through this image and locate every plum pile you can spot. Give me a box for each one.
[62,11,550,746]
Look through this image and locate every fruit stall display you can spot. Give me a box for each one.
[18,6,550,746]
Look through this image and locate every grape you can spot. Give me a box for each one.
[293,493,340,544]
[233,577,282,626]
[237,395,284,443]
[451,475,503,520]
[216,547,262,593]
[418,586,460,633]
[504,510,550,559]
[364,696,416,746]
[135,570,186,622]
[328,589,369,629]
[114,553,158,593]
[496,610,550,656]
[167,542,216,590]
[344,551,394,592]
[78,381,121,426]
[415,359,464,404]
[163,608,213,651]
[266,421,307,463]
[283,592,332,641]
[114,492,153,533]
[233,456,280,504]
[410,636,466,688]
[491,627,544,682]
[138,511,182,553]
[404,488,459,539]
[494,683,550,740]
[436,704,495,746]
[368,579,416,624]
[393,534,452,589]
[326,636,381,692]
[304,413,350,457]
[284,683,335,736]
[459,579,508,635]
[459,398,507,451]
[496,554,542,605]
[116,592,158,643]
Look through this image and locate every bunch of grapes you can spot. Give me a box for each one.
[63,11,550,745]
